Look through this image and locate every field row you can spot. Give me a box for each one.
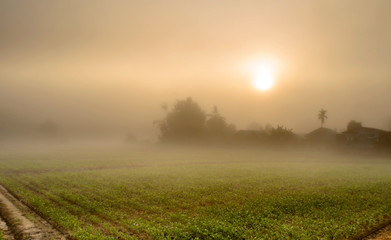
[0,148,391,239]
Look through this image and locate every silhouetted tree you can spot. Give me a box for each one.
[157,97,206,142]
[269,125,297,145]
[206,106,227,136]
[161,103,168,112]
[0,109,32,137]
[125,133,137,143]
[347,120,362,131]
[247,122,263,131]
[39,119,60,137]
[318,109,328,128]
[264,124,273,134]
[226,124,237,135]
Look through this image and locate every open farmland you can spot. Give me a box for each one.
[0,146,391,239]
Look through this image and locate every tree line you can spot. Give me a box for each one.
[156,97,296,145]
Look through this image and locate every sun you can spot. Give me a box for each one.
[254,70,274,91]
[247,58,279,91]
[252,60,277,91]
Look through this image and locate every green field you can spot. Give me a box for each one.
[0,146,391,239]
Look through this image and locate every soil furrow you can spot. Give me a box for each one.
[363,224,391,240]
[4,177,138,239]
[0,184,67,240]
[0,216,14,240]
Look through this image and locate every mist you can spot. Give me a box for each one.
[2,3,391,239]
[1,0,391,143]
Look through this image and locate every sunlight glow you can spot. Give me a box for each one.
[254,72,274,91]
[244,58,280,92]
[252,60,277,91]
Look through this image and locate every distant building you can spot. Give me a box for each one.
[337,126,391,150]
[305,127,337,147]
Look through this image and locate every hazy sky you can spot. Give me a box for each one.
[1,0,391,138]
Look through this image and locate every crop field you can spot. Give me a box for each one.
[0,146,391,239]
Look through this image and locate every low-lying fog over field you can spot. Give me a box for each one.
[1,0,391,142]
[0,145,391,239]
[1,0,391,239]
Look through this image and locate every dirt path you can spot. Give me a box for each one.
[0,216,14,240]
[0,185,67,240]
[364,225,391,240]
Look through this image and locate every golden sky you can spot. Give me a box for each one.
[1,0,391,138]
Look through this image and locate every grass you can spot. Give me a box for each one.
[0,145,391,239]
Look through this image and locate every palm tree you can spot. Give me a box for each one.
[318,109,328,128]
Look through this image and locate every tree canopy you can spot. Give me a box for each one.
[206,106,227,135]
[158,97,206,142]
[157,98,236,143]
